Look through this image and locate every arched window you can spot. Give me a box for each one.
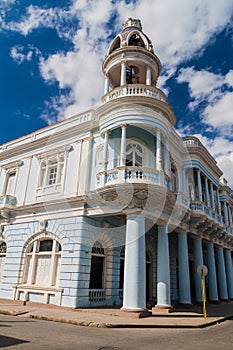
[0,241,6,284]
[109,36,121,54]
[126,65,139,84]
[89,241,105,289]
[23,237,61,287]
[126,141,144,167]
[128,33,145,48]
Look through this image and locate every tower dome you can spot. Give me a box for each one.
[102,18,162,95]
[108,18,155,54]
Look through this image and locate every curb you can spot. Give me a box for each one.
[1,309,232,329]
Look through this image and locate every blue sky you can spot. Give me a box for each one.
[0,0,233,186]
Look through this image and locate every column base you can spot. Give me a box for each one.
[208,299,220,304]
[120,307,151,318]
[220,298,230,302]
[152,305,173,314]
[176,303,193,309]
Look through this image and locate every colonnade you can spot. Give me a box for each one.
[102,124,171,173]
[121,214,233,313]
[195,169,233,227]
[104,62,153,95]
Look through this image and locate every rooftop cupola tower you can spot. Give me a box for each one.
[101,18,176,126]
[103,18,162,92]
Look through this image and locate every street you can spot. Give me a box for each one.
[0,314,233,350]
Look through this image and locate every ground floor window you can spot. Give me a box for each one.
[0,241,6,284]
[89,241,105,289]
[23,236,61,287]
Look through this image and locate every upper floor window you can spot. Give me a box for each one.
[1,161,22,197]
[38,159,64,188]
[36,146,71,192]
[126,141,144,167]
[4,172,16,195]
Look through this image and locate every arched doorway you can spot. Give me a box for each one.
[89,241,106,302]
[0,241,6,284]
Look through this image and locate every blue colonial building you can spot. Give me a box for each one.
[0,18,233,315]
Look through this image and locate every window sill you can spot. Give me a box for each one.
[13,284,63,305]
[36,184,62,198]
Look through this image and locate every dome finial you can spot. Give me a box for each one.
[122,18,142,30]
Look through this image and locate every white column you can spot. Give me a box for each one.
[120,61,126,86]
[122,214,146,311]
[206,242,218,301]
[223,201,229,226]
[217,246,228,300]
[196,170,203,202]
[210,182,215,211]
[194,238,203,302]
[104,75,110,95]
[146,66,151,85]
[156,129,162,171]
[225,249,233,299]
[103,130,109,170]
[178,232,191,304]
[120,124,127,166]
[216,190,221,216]
[156,225,172,309]
[228,206,233,226]
[165,141,171,176]
[204,177,210,207]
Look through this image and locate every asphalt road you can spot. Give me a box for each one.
[0,314,233,350]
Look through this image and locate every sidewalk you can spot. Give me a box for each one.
[1,299,233,329]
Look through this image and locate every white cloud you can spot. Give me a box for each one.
[2,0,233,188]
[117,0,233,71]
[10,45,33,64]
[202,92,233,129]
[176,67,233,133]
[177,67,225,100]
[39,0,113,122]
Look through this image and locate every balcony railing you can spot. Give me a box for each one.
[97,167,162,187]
[183,139,199,147]
[102,84,168,104]
[89,289,106,302]
[97,167,190,208]
[0,195,17,207]
[190,201,222,225]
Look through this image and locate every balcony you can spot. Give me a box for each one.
[190,200,223,225]
[0,195,17,207]
[0,195,17,219]
[97,166,162,188]
[102,84,168,104]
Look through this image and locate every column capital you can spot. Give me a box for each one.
[121,123,127,129]
[103,129,110,136]
[157,224,168,232]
